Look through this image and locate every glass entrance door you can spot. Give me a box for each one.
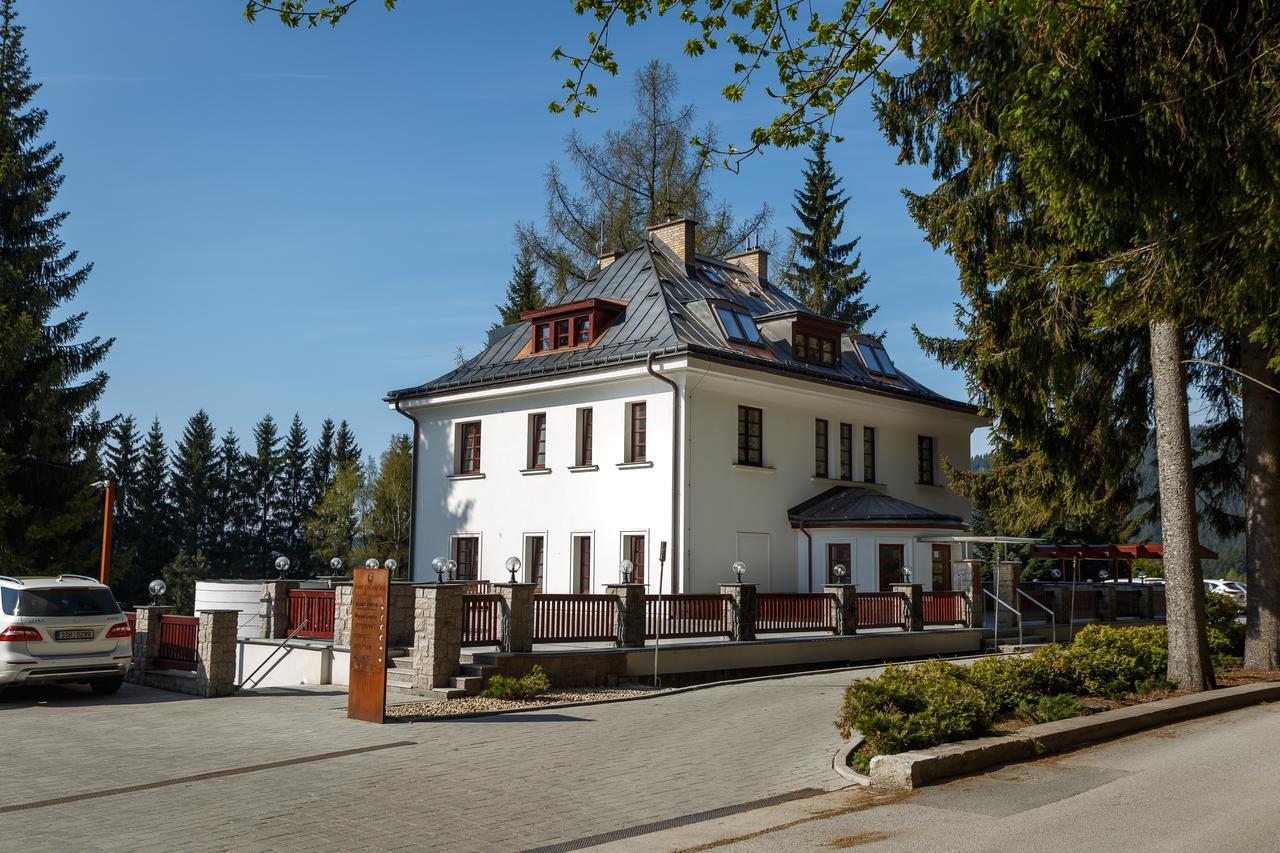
[878,543,905,590]
[931,544,952,590]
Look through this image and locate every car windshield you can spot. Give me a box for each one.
[3,587,120,617]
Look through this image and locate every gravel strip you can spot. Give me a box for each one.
[386,686,668,718]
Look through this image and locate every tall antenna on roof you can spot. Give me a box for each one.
[596,222,604,255]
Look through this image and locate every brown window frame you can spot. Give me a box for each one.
[526,535,546,591]
[577,407,593,467]
[737,405,763,467]
[793,331,839,367]
[534,323,552,352]
[453,536,479,581]
[862,426,876,484]
[839,423,853,481]
[576,535,593,594]
[878,543,905,590]
[623,534,646,585]
[574,315,591,345]
[458,421,482,474]
[529,413,547,469]
[628,402,647,463]
[814,418,829,478]
[827,542,851,585]
[917,435,935,485]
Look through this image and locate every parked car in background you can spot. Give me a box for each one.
[0,574,133,694]
[1205,579,1246,608]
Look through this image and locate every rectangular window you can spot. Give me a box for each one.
[534,323,551,352]
[453,536,479,581]
[575,535,593,594]
[526,535,545,591]
[839,423,853,481]
[714,305,764,345]
[794,332,838,366]
[827,543,851,585]
[931,544,952,591]
[628,402,647,462]
[576,407,593,466]
[878,543,905,590]
[528,413,547,469]
[862,426,876,483]
[737,405,763,466]
[574,315,592,345]
[918,436,935,484]
[857,341,899,377]
[623,534,646,585]
[814,419,829,478]
[554,318,571,349]
[458,422,482,474]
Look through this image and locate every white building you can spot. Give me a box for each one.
[388,219,986,594]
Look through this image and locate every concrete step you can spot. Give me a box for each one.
[459,662,494,677]
[389,656,416,670]
[429,686,469,700]
[453,675,484,693]
[984,639,1047,653]
[386,671,417,690]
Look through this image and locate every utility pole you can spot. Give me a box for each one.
[92,479,115,585]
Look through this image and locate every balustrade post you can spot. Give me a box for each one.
[891,583,924,632]
[332,584,353,648]
[604,584,646,648]
[719,583,757,642]
[823,584,858,635]
[495,582,536,653]
[259,580,300,639]
[129,605,175,678]
[412,584,466,690]
[196,609,238,697]
[1139,584,1155,619]
[994,561,1020,629]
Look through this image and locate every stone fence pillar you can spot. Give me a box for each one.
[130,605,174,676]
[387,582,417,648]
[953,560,984,629]
[333,584,353,648]
[1139,584,1155,619]
[259,580,300,639]
[605,584,646,648]
[495,582,536,653]
[412,584,465,690]
[196,610,238,697]
[1151,585,1167,620]
[824,584,858,635]
[891,583,924,632]
[1099,584,1118,622]
[992,561,1020,628]
[720,583,757,642]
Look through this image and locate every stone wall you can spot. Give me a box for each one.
[127,609,238,697]
[333,584,353,648]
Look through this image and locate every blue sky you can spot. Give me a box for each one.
[26,2,978,459]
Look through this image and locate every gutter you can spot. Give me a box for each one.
[801,523,813,593]
[646,351,682,594]
[391,394,419,582]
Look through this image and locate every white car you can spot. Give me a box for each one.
[1204,579,1246,607]
[0,574,133,694]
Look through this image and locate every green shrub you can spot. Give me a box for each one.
[480,665,551,700]
[835,660,993,755]
[1204,593,1244,657]
[1014,694,1086,724]
[965,645,1081,712]
[1133,674,1178,695]
[1067,624,1168,697]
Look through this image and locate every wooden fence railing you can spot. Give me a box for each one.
[921,591,970,626]
[462,594,504,647]
[856,592,909,630]
[534,594,618,643]
[1115,588,1143,618]
[1072,589,1102,620]
[756,593,837,633]
[645,594,732,639]
[287,589,336,639]
[1016,589,1056,623]
[156,614,199,671]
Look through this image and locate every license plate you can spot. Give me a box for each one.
[55,629,95,641]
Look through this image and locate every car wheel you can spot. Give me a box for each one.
[90,675,123,695]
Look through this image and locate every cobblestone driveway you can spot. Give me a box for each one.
[3,670,856,851]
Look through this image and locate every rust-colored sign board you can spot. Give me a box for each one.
[347,567,390,723]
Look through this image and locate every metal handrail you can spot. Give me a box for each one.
[239,618,309,690]
[984,589,1023,649]
[1017,589,1057,646]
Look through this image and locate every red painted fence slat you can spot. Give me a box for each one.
[463,593,504,647]
[156,614,199,671]
[645,594,732,639]
[921,591,970,626]
[287,589,336,640]
[856,592,910,630]
[533,594,618,643]
[755,593,837,633]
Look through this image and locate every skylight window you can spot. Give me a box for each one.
[857,341,899,377]
[714,306,765,345]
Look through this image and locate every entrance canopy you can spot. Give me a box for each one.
[1028,543,1219,561]
[788,487,968,530]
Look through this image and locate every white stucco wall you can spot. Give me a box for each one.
[405,365,680,592]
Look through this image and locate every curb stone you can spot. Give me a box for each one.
[868,680,1280,790]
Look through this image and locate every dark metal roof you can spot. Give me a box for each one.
[787,486,968,528]
[386,240,978,415]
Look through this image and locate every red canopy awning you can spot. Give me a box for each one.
[1028,543,1218,561]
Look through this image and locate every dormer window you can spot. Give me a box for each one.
[794,331,838,366]
[714,305,764,345]
[521,297,627,357]
[857,340,899,377]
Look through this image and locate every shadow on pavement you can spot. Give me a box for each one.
[406,712,594,724]
[0,682,197,707]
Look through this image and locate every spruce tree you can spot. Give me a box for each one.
[280,414,311,567]
[782,135,875,331]
[212,428,252,576]
[105,415,141,528]
[366,434,412,575]
[170,411,219,560]
[496,246,545,326]
[309,417,336,504]
[247,413,283,568]
[303,459,363,570]
[124,417,173,604]
[0,2,112,572]
[334,420,360,468]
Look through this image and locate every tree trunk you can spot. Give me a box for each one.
[1242,333,1280,670]
[1149,319,1215,690]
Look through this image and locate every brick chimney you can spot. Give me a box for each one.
[647,218,697,266]
[726,246,768,284]
[598,249,624,271]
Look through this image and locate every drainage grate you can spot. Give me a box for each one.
[0,740,416,814]
[523,787,828,852]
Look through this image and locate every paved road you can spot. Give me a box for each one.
[619,700,1280,852]
[1,669,858,852]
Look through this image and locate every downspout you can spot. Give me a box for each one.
[391,394,419,582]
[647,351,681,593]
[801,523,813,593]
